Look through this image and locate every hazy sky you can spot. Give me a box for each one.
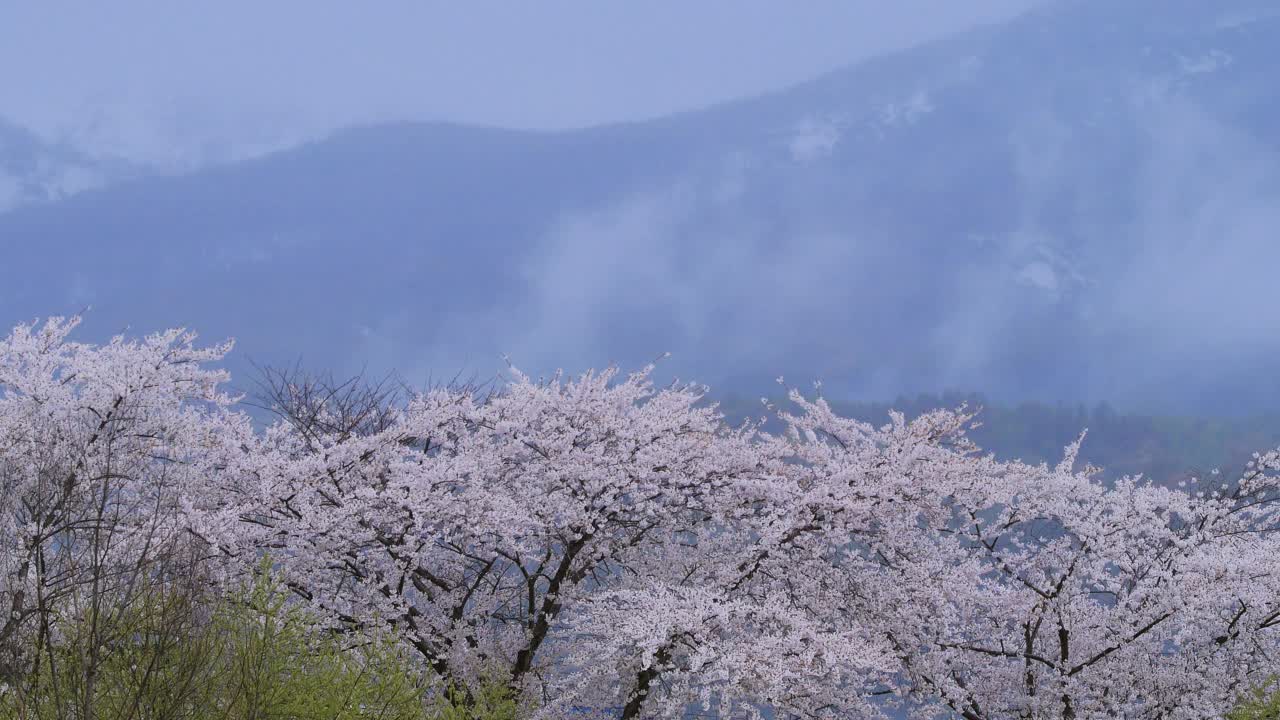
[4,0,1279,416]
[3,1,1040,161]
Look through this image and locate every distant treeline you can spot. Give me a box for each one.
[715,391,1280,484]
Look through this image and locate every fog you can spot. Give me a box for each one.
[3,0,1279,418]
[3,1,1037,163]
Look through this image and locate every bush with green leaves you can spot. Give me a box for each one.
[207,558,433,720]
[1232,679,1280,720]
[428,681,519,720]
[0,557,436,720]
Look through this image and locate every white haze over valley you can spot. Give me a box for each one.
[3,0,1279,417]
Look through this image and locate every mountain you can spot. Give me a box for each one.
[2,0,1279,415]
[0,118,138,213]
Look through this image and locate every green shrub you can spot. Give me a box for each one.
[0,557,431,720]
[428,679,518,720]
[1232,679,1280,720]
[204,557,431,720]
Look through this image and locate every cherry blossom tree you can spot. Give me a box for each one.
[559,387,1280,720]
[0,316,244,709]
[747,390,1280,719]
[18,315,1269,719]
[186,362,779,710]
[559,396,978,720]
[862,435,1280,719]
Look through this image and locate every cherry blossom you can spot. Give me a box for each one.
[0,316,244,682]
[7,317,1280,719]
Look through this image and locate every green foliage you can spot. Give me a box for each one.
[206,556,430,720]
[428,681,518,720]
[1230,679,1280,720]
[0,557,432,720]
[0,570,221,720]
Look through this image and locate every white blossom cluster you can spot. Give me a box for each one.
[5,317,1280,719]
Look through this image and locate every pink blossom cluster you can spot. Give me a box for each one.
[5,318,1280,719]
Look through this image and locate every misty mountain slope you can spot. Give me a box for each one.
[0,120,721,382]
[0,117,139,213]
[2,0,1279,414]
